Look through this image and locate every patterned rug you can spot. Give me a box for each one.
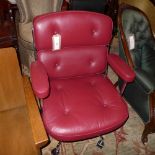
[42,37,155,155]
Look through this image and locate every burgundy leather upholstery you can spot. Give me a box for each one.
[31,11,135,142]
[33,11,112,50]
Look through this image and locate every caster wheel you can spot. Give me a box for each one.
[96,137,104,149]
[51,148,59,155]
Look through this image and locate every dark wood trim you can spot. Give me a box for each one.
[150,0,155,5]
[61,0,69,11]
[118,4,134,69]
[142,92,155,143]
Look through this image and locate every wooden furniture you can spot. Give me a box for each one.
[0,48,48,155]
[0,0,18,48]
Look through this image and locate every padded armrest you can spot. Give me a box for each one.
[135,69,155,93]
[108,54,135,82]
[23,76,48,148]
[30,61,49,99]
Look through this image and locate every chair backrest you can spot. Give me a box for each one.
[16,0,63,22]
[118,3,155,76]
[33,11,113,79]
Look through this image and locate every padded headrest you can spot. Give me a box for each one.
[33,11,113,51]
[122,9,153,49]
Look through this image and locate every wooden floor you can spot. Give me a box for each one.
[119,0,155,32]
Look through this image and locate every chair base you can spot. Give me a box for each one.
[51,136,105,155]
[51,142,61,155]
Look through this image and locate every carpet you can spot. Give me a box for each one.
[42,37,155,155]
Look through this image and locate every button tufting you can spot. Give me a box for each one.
[56,85,63,90]
[64,109,70,115]
[102,104,107,107]
[90,60,96,67]
[55,63,61,70]
[92,29,98,37]
[90,61,96,67]
[92,30,95,33]
[55,63,59,66]
[90,80,95,86]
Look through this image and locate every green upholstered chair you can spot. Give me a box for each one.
[118,3,155,144]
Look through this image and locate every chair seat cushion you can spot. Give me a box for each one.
[42,75,128,141]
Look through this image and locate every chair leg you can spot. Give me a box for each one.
[141,120,155,144]
[142,125,149,144]
[142,93,155,144]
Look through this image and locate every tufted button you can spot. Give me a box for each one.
[56,84,63,90]
[89,58,96,67]
[55,63,61,71]
[102,104,107,107]
[92,29,98,36]
[89,80,96,87]
[64,109,70,115]
[92,30,95,34]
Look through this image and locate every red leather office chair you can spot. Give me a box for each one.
[31,11,135,154]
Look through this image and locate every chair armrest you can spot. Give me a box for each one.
[135,69,155,93]
[23,76,48,148]
[30,61,49,99]
[108,53,135,82]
